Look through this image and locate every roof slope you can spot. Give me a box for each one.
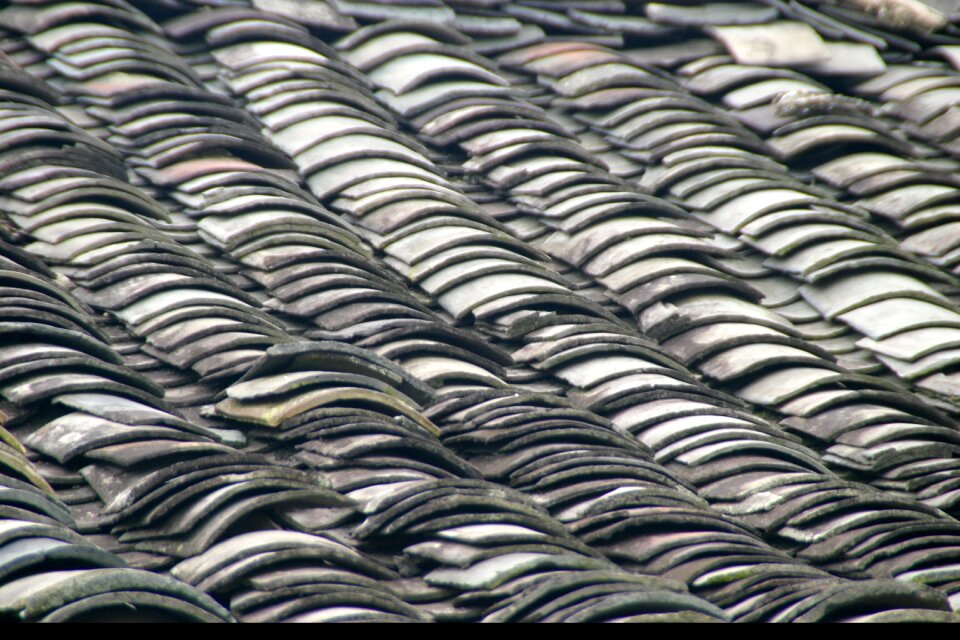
[1,0,960,623]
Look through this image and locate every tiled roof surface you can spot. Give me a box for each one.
[2,0,960,623]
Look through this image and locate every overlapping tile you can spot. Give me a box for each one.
[266,10,960,516]
[3,0,960,623]
[600,3,960,396]
[0,9,746,621]
[142,0,960,612]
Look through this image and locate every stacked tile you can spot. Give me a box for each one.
[90,318,220,409]
[213,342,929,622]
[0,73,269,540]
[798,62,960,283]
[0,29,521,620]
[157,8,641,384]
[5,2,529,396]
[496,23,960,393]
[211,307,863,622]
[288,7,950,604]
[324,22,866,417]
[0,9,759,622]
[426,388,960,622]
[10,0,960,619]
[0,233,426,623]
[165,0,960,616]
[442,1,546,58]
[207,342,732,622]
[0,61,528,626]
[771,0,960,162]
[450,1,960,450]
[0,224,235,622]
[0,446,232,618]
[173,3,845,501]
[0,2,911,620]
[700,59,960,395]
[844,62,960,153]
[5,0,960,623]
[0,57,403,577]
[0,44,548,623]
[173,342,470,623]
[168,530,433,623]
[492,17,956,390]
[584,3,960,402]
[310,13,960,515]
[0,39,296,390]
[142,1,960,608]
[343,480,726,622]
